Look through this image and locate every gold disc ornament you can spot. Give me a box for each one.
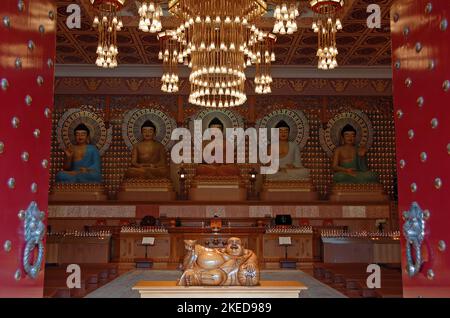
[57,106,112,155]
[319,110,374,157]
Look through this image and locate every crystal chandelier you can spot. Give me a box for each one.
[158,30,180,93]
[168,0,268,107]
[138,1,163,33]
[272,1,300,35]
[91,0,125,68]
[253,32,276,94]
[310,0,343,70]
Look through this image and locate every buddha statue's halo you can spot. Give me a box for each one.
[57,107,113,156]
[188,109,245,135]
[319,110,374,157]
[122,108,177,150]
[256,109,310,150]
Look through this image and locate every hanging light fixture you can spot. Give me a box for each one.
[272,1,300,35]
[91,0,125,68]
[167,0,268,107]
[254,32,276,94]
[138,1,163,33]
[158,30,180,93]
[310,0,344,70]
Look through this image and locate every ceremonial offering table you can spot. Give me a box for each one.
[46,231,111,264]
[132,281,307,298]
[263,226,314,268]
[116,226,314,267]
[321,231,401,263]
[47,202,392,267]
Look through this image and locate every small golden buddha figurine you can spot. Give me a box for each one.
[195,118,241,177]
[125,120,169,179]
[178,237,259,286]
[266,120,310,181]
[56,123,102,184]
[332,124,378,184]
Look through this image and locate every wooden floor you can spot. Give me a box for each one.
[313,263,403,298]
[44,263,119,298]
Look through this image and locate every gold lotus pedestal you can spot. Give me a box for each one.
[49,183,108,202]
[329,183,388,202]
[117,178,176,202]
[189,176,247,202]
[132,281,307,298]
[261,180,319,202]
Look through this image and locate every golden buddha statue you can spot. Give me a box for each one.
[195,118,241,177]
[118,120,175,201]
[332,124,378,184]
[190,118,245,201]
[125,120,169,179]
[178,237,259,286]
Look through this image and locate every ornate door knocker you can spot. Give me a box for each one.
[402,202,426,277]
[23,201,46,279]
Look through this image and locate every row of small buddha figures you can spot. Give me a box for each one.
[120,226,168,234]
[46,230,112,238]
[265,225,313,234]
[55,119,378,188]
[321,230,401,239]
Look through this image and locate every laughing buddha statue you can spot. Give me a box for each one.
[178,237,260,286]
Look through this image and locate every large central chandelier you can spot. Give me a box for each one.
[168,0,269,107]
[89,0,302,106]
[310,0,344,70]
[91,0,125,68]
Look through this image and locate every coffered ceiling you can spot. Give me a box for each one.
[56,0,394,67]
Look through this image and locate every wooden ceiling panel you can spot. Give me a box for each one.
[56,0,394,67]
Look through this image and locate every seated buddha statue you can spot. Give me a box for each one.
[178,237,259,286]
[266,120,310,181]
[261,120,317,201]
[195,118,241,177]
[332,124,378,184]
[55,123,102,184]
[125,120,169,179]
[118,120,174,201]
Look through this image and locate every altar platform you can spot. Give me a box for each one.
[132,281,307,298]
[46,201,394,267]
